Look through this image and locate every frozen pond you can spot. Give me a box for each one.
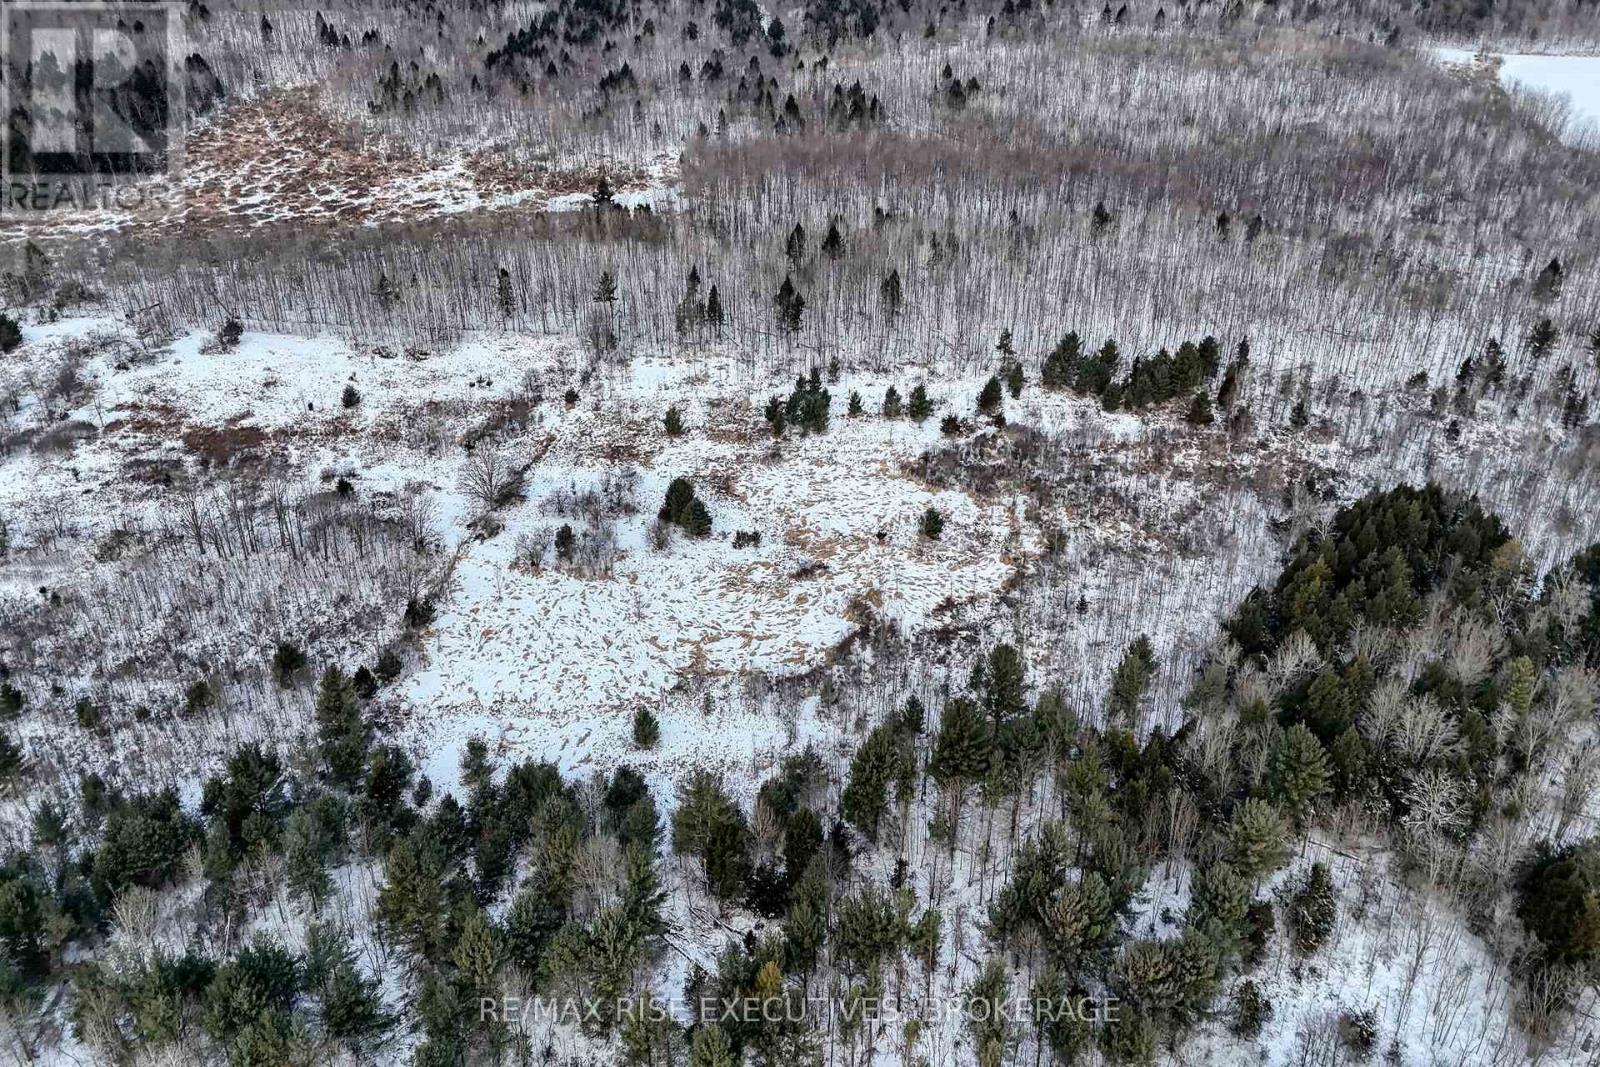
[1435,47,1600,145]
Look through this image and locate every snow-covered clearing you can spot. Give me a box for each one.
[1435,47,1600,144]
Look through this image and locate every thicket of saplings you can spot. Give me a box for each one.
[23,0,1600,408]
[3,483,1600,1063]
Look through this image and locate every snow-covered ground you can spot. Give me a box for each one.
[1435,47,1600,144]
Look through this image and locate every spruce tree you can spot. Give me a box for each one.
[1533,257,1564,302]
[1527,317,1558,361]
[632,708,660,749]
[0,314,21,354]
[1042,332,1082,390]
[977,375,1004,416]
[822,222,844,260]
[920,506,944,540]
[880,269,903,319]
[496,268,514,321]
[704,286,724,335]
[882,385,902,418]
[907,384,932,421]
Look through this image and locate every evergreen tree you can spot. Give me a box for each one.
[1289,862,1336,953]
[1106,636,1156,726]
[929,697,991,849]
[314,667,368,786]
[0,314,21,354]
[882,385,902,418]
[1004,360,1024,398]
[1091,200,1113,234]
[595,270,618,304]
[660,477,697,526]
[1532,257,1564,302]
[633,708,661,749]
[847,390,863,416]
[1270,724,1332,826]
[496,268,514,321]
[690,1022,737,1067]
[1187,390,1214,425]
[1041,332,1082,390]
[1527,317,1558,361]
[880,269,903,319]
[920,507,944,540]
[664,406,685,436]
[1227,797,1289,881]
[822,222,844,260]
[977,375,1004,416]
[785,223,807,266]
[704,285,724,335]
[774,276,805,334]
[842,721,914,839]
[907,383,932,421]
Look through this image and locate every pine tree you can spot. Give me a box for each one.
[1289,396,1309,429]
[1270,724,1332,826]
[1106,636,1156,726]
[690,1022,737,1067]
[1289,862,1336,953]
[452,911,505,996]
[1483,336,1507,386]
[664,406,685,436]
[594,172,616,208]
[842,721,914,839]
[1227,797,1289,881]
[1187,391,1214,425]
[1505,655,1537,718]
[920,506,944,540]
[785,223,807,266]
[0,731,23,787]
[930,697,991,850]
[882,385,902,418]
[595,270,618,304]
[373,272,399,311]
[315,667,367,786]
[847,390,863,416]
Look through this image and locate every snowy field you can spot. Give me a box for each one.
[1435,47,1600,144]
